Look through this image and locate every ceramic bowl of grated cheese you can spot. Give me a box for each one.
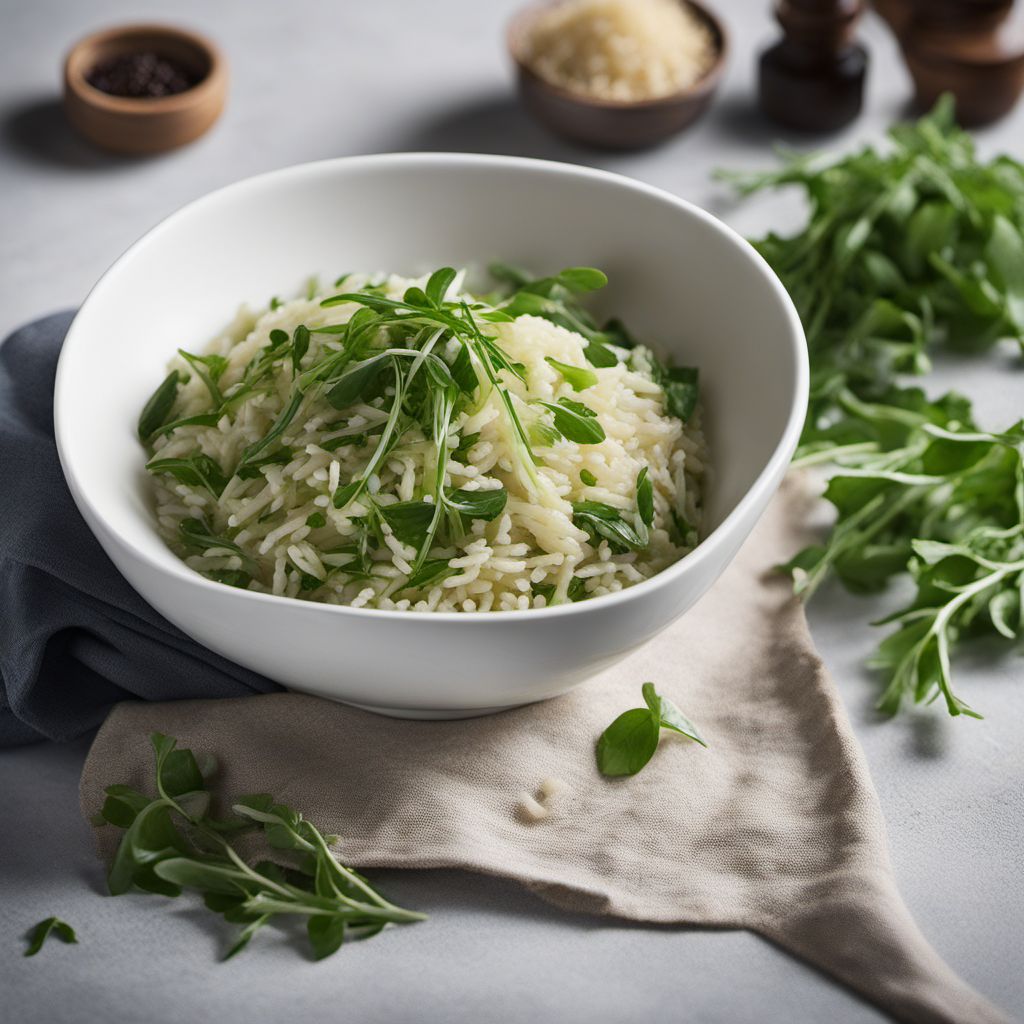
[55,153,806,719]
[509,0,728,148]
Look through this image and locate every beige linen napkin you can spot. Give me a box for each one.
[80,479,1010,1024]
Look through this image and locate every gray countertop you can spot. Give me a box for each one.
[2,2,1022,1021]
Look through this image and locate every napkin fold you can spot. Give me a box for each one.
[80,479,1010,1024]
[0,315,279,747]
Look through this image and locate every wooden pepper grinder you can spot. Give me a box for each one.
[878,0,1024,126]
[759,0,869,131]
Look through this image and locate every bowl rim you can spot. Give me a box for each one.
[63,22,226,116]
[507,0,729,111]
[55,151,808,625]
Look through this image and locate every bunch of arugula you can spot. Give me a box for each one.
[139,264,699,604]
[720,97,1024,719]
[96,732,424,960]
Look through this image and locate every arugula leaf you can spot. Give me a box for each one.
[325,353,389,409]
[425,267,457,306]
[545,356,598,391]
[596,709,661,777]
[597,683,706,776]
[572,500,648,553]
[636,468,654,527]
[583,341,619,368]
[557,267,608,292]
[138,370,182,441]
[236,449,293,480]
[150,412,221,440]
[178,350,228,407]
[450,345,479,394]
[146,454,229,498]
[24,917,78,957]
[379,501,436,548]
[532,576,587,605]
[642,682,706,746]
[236,390,305,473]
[535,398,606,444]
[398,558,460,593]
[446,487,508,522]
[178,517,253,566]
[452,431,480,462]
[292,325,310,373]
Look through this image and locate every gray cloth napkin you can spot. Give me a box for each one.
[0,315,279,747]
[80,478,1011,1024]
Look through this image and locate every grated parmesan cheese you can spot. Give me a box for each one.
[521,0,715,102]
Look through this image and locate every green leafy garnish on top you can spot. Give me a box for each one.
[139,263,703,603]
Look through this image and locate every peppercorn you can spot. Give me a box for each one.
[86,52,199,99]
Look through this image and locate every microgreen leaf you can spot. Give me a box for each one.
[379,501,436,548]
[236,449,293,480]
[178,349,228,407]
[450,345,479,394]
[545,356,598,391]
[308,915,347,960]
[425,267,457,307]
[178,517,254,567]
[146,454,229,499]
[138,370,181,441]
[636,468,654,527]
[572,501,648,553]
[325,353,389,410]
[24,917,77,957]
[597,684,706,776]
[398,558,459,593]
[452,431,480,462]
[557,267,608,292]
[583,341,619,368]
[292,325,310,373]
[535,399,606,445]
[596,709,661,777]
[446,487,508,522]
[642,682,707,746]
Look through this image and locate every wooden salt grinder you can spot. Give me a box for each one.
[759,0,869,132]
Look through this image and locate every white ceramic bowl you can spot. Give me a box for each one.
[55,153,807,718]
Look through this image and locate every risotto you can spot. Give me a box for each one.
[138,264,708,612]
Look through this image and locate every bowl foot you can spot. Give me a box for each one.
[343,700,527,720]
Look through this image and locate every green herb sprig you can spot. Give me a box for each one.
[721,98,1024,718]
[97,733,424,961]
[596,683,706,777]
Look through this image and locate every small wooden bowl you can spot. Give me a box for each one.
[63,24,227,154]
[508,0,727,149]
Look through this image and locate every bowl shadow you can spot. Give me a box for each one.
[381,92,608,164]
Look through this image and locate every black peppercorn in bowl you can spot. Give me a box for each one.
[63,24,227,154]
